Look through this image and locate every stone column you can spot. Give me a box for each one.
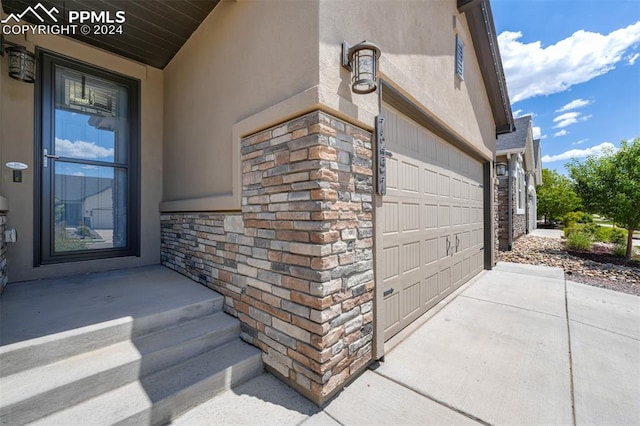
[162,110,375,404]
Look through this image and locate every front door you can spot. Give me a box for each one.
[37,52,140,264]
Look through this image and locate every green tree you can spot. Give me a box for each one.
[536,168,581,224]
[568,138,640,260]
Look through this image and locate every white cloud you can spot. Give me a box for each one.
[554,129,569,137]
[628,52,640,65]
[55,138,114,160]
[498,22,640,103]
[556,98,592,112]
[531,126,542,139]
[553,112,591,128]
[513,109,523,117]
[541,142,616,162]
[572,139,588,145]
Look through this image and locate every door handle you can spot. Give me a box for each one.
[43,149,59,167]
[446,236,451,256]
[455,235,460,252]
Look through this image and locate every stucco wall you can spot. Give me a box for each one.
[318,0,496,160]
[0,33,163,282]
[162,0,320,211]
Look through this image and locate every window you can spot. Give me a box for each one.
[455,34,464,80]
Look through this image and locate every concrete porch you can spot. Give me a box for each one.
[0,265,263,425]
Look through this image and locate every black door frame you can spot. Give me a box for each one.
[34,49,141,266]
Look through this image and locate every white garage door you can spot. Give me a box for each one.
[379,105,485,341]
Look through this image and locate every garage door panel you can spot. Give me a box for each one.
[424,204,438,229]
[402,203,420,232]
[386,157,399,191]
[382,202,399,234]
[423,168,438,195]
[436,139,449,166]
[402,241,421,274]
[401,161,420,193]
[402,280,422,318]
[424,273,439,305]
[438,174,450,196]
[384,293,400,333]
[438,205,450,227]
[425,238,439,265]
[438,267,451,294]
[379,104,485,342]
[382,246,399,282]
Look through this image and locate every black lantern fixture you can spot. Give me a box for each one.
[495,162,508,177]
[1,36,36,83]
[342,40,381,94]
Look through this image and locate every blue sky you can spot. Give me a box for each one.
[492,0,640,174]
[55,110,115,178]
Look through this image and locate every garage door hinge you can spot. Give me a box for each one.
[383,288,394,297]
[479,184,484,188]
[480,246,484,251]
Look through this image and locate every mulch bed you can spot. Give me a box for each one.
[497,235,640,296]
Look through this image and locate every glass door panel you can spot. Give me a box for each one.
[53,163,128,252]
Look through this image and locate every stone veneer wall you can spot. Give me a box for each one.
[493,177,499,264]
[161,110,374,404]
[497,175,526,250]
[0,213,7,294]
[514,209,526,239]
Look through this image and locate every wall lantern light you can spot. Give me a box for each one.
[0,36,36,83]
[342,40,381,94]
[495,162,508,177]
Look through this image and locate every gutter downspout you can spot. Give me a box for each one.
[507,153,513,250]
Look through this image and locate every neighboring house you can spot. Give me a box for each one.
[0,0,513,407]
[495,115,543,250]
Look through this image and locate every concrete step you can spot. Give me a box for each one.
[0,295,224,378]
[30,340,263,426]
[0,312,240,425]
[133,311,240,376]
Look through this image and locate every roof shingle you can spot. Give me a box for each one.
[496,115,531,152]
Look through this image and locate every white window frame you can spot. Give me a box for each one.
[515,157,526,214]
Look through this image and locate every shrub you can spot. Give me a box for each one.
[593,226,611,242]
[563,211,593,226]
[564,224,578,238]
[76,225,92,238]
[608,227,627,244]
[566,231,592,251]
[612,243,627,258]
[565,223,601,240]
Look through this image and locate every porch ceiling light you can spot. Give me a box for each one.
[342,40,381,95]
[1,37,36,83]
[495,162,508,177]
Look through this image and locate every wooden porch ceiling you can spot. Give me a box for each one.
[2,0,220,69]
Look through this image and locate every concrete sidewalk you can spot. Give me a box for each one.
[173,262,640,425]
[529,228,564,239]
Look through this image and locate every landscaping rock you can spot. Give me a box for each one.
[497,235,640,296]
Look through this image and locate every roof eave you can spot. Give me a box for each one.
[458,0,514,135]
[496,147,525,156]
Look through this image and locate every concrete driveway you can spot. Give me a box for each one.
[174,262,640,425]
